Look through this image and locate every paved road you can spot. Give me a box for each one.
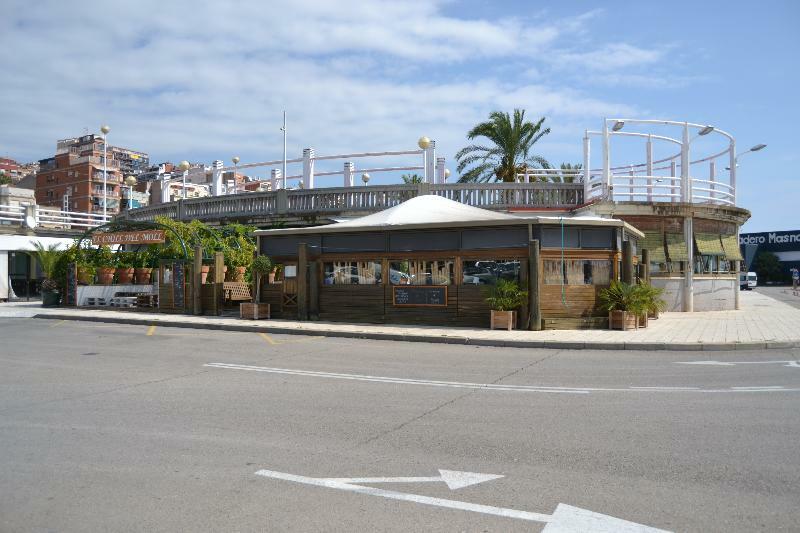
[1,318,798,532]
[755,285,800,310]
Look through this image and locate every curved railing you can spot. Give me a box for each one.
[120,182,585,223]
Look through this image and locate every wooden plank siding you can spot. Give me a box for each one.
[540,285,604,318]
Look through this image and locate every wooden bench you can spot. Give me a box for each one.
[223,282,251,304]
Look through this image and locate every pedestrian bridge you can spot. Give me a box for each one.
[119,182,585,225]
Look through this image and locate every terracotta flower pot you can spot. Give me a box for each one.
[207,265,227,283]
[77,267,93,285]
[116,267,134,284]
[200,265,211,284]
[97,267,115,285]
[227,266,246,282]
[134,268,152,284]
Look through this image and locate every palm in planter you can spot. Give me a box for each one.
[31,242,62,307]
[635,283,667,325]
[598,281,647,330]
[485,279,528,330]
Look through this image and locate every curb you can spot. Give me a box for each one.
[30,313,800,352]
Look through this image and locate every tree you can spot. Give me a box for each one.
[0,175,12,185]
[549,163,582,183]
[455,109,551,183]
[401,173,422,184]
[752,251,782,283]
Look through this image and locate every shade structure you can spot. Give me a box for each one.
[665,233,688,262]
[640,231,666,263]
[695,233,725,256]
[720,234,744,261]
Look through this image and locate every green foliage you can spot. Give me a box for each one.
[90,245,115,268]
[0,175,11,185]
[31,241,62,291]
[545,162,582,183]
[114,252,134,268]
[221,223,257,269]
[251,255,273,275]
[598,281,664,316]
[484,279,528,311]
[753,251,782,282]
[401,173,423,184]
[455,109,551,183]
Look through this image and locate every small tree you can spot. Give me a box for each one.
[250,255,273,303]
[31,242,62,292]
[753,251,782,283]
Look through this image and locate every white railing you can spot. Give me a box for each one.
[0,203,110,230]
[0,204,25,223]
[121,182,585,222]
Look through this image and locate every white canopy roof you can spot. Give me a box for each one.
[255,194,643,238]
[0,235,76,252]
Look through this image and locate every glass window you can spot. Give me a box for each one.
[462,260,520,285]
[543,259,611,285]
[323,261,382,285]
[390,260,453,285]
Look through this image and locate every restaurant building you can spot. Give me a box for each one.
[255,195,643,329]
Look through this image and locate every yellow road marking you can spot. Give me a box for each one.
[258,332,279,345]
[146,325,157,336]
[48,320,65,327]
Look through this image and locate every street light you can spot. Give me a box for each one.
[726,144,767,170]
[698,125,715,136]
[100,124,110,219]
[444,168,451,182]
[417,136,431,149]
[361,172,370,185]
[611,120,625,132]
[232,156,240,194]
[124,175,137,210]
[179,160,191,200]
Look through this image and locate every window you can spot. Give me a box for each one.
[462,260,520,285]
[543,259,611,285]
[390,260,453,285]
[323,261,382,285]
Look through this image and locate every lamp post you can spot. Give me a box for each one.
[281,111,287,190]
[418,136,430,182]
[444,168,451,182]
[100,125,110,219]
[124,175,137,210]
[179,160,191,200]
[232,156,240,194]
[361,172,370,186]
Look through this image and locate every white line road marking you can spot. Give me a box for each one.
[677,360,800,368]
[323,469,504,490]
[254,468,670,532]
[204,363,800,394]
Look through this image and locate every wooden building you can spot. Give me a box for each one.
[254,196,643,329]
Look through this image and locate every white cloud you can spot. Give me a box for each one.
[0,1,670,181]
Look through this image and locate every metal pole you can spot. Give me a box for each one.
[646,135,653,202]
[729,139,737,205]
[102,133,107,219]
[182,170,187,200]
[682,123,693,312]
[282,111,287,190]
[602,119,611,199]
[582,132,590,202]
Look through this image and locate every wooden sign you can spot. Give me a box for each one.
[65,262,77,306]
[92,230,166,245]
[392,286,448,307]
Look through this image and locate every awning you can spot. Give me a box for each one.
[721,234,744,261]
[695,233,725,255]
[640,231,666,263]
[665,233,688,262]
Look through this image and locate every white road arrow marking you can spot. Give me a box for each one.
[323,469,504,490]
[254,468,670,532]
[677,360,800,368]
[205,363,800,394]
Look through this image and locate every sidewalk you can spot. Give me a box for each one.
[1,290,798,350]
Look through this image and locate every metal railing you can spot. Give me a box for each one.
[0,203,110,230]
[121,182,585,222]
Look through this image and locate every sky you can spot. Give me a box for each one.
[1,0,797,232]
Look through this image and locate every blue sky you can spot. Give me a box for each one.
[1,0,796,231]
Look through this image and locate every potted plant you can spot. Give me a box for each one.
[598,281,645,331]
[93,246,116,285]
[132,250,153,284]
[77,263,96,285]
[639,283,667,320]
[485,279,528,331]
[32,242,63,307]
[115,252,135,284]
[225,245,252,282]
[241,254,272,320]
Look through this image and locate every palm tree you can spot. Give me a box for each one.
[31,241,61,292]
[551,163,583,183]
[401,173,423,184]
[455,109,551,183]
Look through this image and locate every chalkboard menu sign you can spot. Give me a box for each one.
[392,286,448,307]
[65,262,77,306]
[172,262,185,309]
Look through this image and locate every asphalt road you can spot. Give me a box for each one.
[755,285,800,309]
[1,318,798,532]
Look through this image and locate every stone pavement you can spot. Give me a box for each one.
[1,290,799,350]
